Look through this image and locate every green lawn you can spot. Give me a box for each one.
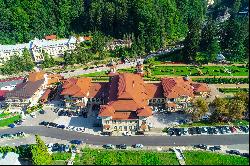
[184,150,249,165]
[79,71,107,77]
[233,120,249,126]
[0,113,10,118]
[51,152,72,161]
[51,160,67,165]
[74,148,179,165]
[0,115,21,127]
[151,65,248,76]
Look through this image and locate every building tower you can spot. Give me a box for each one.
[108,59,117,74]
[136,60,144,75]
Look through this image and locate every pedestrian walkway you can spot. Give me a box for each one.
[67,152,76,165]
[172,147,186,165]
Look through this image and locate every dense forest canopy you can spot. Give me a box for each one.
[0,0,249,63]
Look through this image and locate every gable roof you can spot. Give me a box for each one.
[191,83,210,92]
[145,83,164,98]
[161,77,194,98]
[61,77,92,97]
[28,71,45,82]
[99,73,152,118]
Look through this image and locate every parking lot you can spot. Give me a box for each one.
[167,125,249,136]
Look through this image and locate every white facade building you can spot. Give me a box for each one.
[0,36,85,63]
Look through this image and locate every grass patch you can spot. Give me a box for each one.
[0,113,10,118]
[150,65,248,76]
[184,150,249,165]
[74,148,179,165]
[0,115,21,127]
[79,71,107,77]
[51,160,67,165]
[233,120,249,126]
[51,152,72,161]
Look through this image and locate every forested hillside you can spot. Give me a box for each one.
[0,0,248,63]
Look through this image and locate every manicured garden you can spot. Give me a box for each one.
[193,77,249,84]
[73,148,179,165]
[0,114,21,127]
[184,150,249,165]
[150,65,248,76]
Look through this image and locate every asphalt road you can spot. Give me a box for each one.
[0,126,248,146]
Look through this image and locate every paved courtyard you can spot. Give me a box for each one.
[147,112,192,129]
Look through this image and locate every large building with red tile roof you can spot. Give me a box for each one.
[59,73,210,134]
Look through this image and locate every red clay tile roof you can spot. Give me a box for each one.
[145,83,164,98]
[99,105,115,116]
[47,74,63,85]
[136,107,152,116]
[61,77,92,97]
[99,73,152,118]
[161,77,194,98]
[191,83,210,92]
[40,89,51,103]
[112,111,138,120]
[89,82,109,98]
[45,35,56,40]
[28,71,45,82]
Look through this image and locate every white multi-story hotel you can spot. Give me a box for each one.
[0,35,87,63]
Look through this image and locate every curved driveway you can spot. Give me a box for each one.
[0,126,248,146]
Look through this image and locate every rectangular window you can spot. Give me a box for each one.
[119,126,122,130]
[130,121,133,123]
[106,121,109,124]
[114,126,117,131]
[124,126,127,131]
[134,126,137,130]
[129,126,132,130]
[119,120,122,124]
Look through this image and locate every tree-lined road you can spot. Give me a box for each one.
[0,126,248,146]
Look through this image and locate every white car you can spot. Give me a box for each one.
[134,144,143,148]
[47,143,53,151]
[64,145,70,152]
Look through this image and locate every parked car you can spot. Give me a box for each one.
[14,120,23,125]
[175,128,182,136]
[117,144,127,149]
[207,127,213,135]
[209,145,221,151]
[47,143,53,151]
[194,144,207,150]
[229,126,237,133]
[241,153,249,158]
[134,144,144,148]
[64,145,70,152]
[57,125,66,129]
[70,140,83,145]
[200,127,207,135]
[196,127,202,134]
[104,144,115,149]
[39,109,45,114]
[8,124,15,128]
[58,110,64,116]
[226,150,241,155]
[68,112,73,117]
[135,131,144,135]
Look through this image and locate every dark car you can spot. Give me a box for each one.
[58,110,64,116]
[8,124,15,128]
[188,128,194,135]
[68,112,73,117]
[175,128,182,136]
[227,150,241,155]
[206,127,213,134]
[168,128,175,136]
[57,125,66,129]
[241,153,249,158]
[39,109,45,114]
[39,121,46,125]
[209,145,221,151]
[196,127,201,134]
[70,140,82,145]
[135,131,145,135]
[117,144,127,149]
[194,144,207,150]
[239,126,248,133]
